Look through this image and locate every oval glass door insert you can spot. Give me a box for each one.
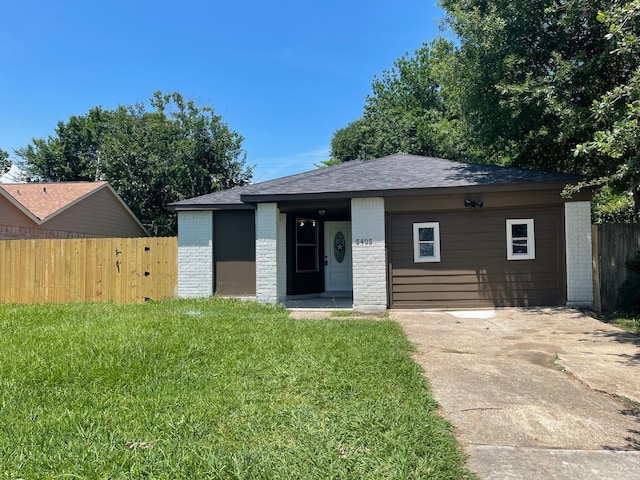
[334,231,345,263]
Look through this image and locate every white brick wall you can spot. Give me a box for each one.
[351,197,387,312]
[177,211,213,297]
[256,203,280,304]
[565,201,594,307]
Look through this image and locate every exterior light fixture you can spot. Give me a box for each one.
[464,199,484,208]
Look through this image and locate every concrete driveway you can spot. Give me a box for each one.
[390,308,640,480]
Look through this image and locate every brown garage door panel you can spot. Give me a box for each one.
[388,207,564,308]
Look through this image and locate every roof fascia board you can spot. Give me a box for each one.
[167,203,256,212]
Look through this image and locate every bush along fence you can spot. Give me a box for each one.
[592,224,640,312]
[0,237,177,304]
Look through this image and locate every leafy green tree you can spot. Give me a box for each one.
[330,39,467,163]
[439,0,630,173]
[0,148,10,176]
[17,92,251,235]
[330,118,372,162]
[573,1,640,220]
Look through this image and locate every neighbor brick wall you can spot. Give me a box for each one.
[256,203,280,304]
[351,197,387,311]
[177,211,213,297]
[565,201,594,307]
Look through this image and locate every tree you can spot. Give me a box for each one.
[0,148,10,176]
[573,1,640,220]
[17,92,251,235]
[439,0,631,174]
[330,39,468,163]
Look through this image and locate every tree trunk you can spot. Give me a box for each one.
[634,189,640,223]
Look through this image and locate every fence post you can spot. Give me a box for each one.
[592,225,602,312]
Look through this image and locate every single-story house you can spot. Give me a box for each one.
[168,154,593,311]
[0,181,148,239]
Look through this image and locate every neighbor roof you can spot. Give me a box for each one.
[168,154,587,210]
[0,182,108,221]
[0,181,147,234]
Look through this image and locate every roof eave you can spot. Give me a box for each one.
[168,203,255,212]
[240,180,591,204]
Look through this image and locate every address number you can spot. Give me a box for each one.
[355,238,373,245]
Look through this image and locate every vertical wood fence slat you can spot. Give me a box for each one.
[0,237,177,304]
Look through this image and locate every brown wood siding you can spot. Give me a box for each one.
[388,206,565,308]
[213,210,256,296]
[45,188,147,237]
[384,189,575,213]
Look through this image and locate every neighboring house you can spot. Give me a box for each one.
[168,154,594,311]
[0,181,148,239]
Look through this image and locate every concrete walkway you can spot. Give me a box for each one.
[390,308,640,480]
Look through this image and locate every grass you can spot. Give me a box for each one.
[591,311,640,334]
[0,299,470,479]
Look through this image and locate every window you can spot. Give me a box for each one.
[413,222,441,262]
[296,218,318,272]
[506,219,535,260]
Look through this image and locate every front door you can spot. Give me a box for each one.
[324,221,353,292]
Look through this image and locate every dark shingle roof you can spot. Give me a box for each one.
[168,154,586,210]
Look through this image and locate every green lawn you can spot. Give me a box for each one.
[0,299,470,479]
[594,312,640,334]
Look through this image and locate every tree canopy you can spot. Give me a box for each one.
[439,0,634,174]
[330,0,640,221]
[17,92,251,235]
[0,148,9,176]
[331,39,471,163]
[573,0,640,218]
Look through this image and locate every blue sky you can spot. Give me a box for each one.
[1,1,445,182]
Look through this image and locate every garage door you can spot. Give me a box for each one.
[388,206,565,308]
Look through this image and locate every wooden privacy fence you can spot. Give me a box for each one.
[592,224,640,311]
[0,237,177,304]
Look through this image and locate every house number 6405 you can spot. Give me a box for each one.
[355,238,373,245]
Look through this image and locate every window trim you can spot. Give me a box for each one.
[413,222,441,263]
[506,219,535,260]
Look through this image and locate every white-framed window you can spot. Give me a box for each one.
[506,219,535,260]
[413,222,441,263]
